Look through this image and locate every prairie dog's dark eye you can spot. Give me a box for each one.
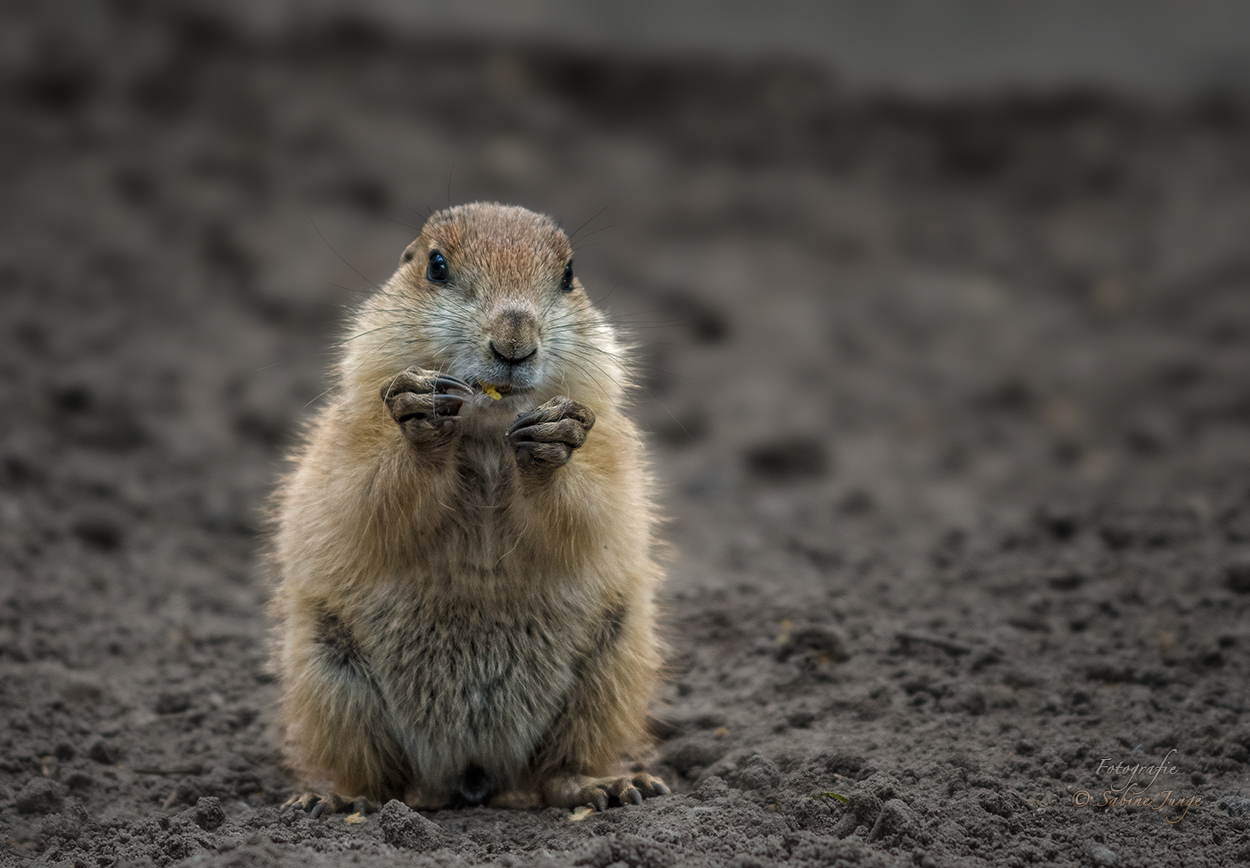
[560,261,574,292]
[426,251,449,283]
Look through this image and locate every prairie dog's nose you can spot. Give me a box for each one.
[489,340,537,365]
[488,308,539,365]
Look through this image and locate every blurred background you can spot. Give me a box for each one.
[3,0,1250,860]
[4,0,1249,561]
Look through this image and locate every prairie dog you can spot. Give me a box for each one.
[270,202,668,811]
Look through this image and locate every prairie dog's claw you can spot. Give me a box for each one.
[544,773,668,811]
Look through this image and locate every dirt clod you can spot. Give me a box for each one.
[193,796,225,831]
[15,778,66,815]
[869,798,916,843]
[1225,559,1250,593]
[377,800,442,850]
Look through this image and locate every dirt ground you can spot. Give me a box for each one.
[3,9,1250,867]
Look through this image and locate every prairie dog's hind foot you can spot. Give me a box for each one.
[283,791,378,819]
[542,772,669,812]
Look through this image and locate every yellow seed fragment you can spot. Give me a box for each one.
[569,805,595,822]
[344,812,366,825]
[482,383,502,400]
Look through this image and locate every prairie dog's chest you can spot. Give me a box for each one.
[452,437,514,508]
[366,587,593,689]
[440,436,523,567]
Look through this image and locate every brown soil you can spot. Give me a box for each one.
[2,9,1249,867]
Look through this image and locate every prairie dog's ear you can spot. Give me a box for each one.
[400,239,422,265]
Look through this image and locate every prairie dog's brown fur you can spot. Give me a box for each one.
[270,202,667,811]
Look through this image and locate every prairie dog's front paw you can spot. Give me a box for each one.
[505,397,595,479]
[382,369,473,446]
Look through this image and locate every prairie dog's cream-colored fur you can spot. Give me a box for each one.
[270,203,667,811]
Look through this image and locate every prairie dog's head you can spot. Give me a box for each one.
[347,202,626,416]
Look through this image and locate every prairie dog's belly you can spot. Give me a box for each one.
[352,584,589,799]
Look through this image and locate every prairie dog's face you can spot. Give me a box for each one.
[376,202,617,413]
